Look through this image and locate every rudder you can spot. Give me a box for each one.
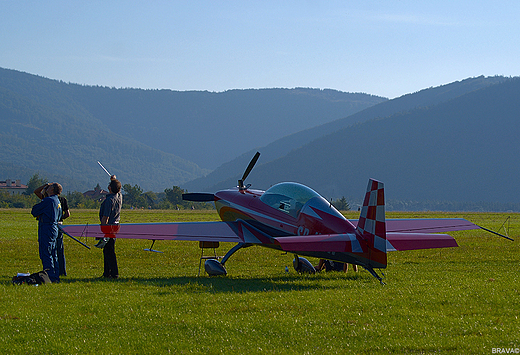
[356,179,387,268]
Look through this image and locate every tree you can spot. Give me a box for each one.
[66,191,100,209]
[332,196,350,211]
[164,186,185,207]
[24,173,47,195]
[0,190,39,208]
[122,184,146,208]
[142,191,157,209]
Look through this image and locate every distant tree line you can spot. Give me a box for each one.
[3,174,520,212]
[0,174,213,210]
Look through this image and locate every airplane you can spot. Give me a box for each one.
[61,152,513,283]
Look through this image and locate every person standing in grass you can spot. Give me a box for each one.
[31,182,63,283]
[56,194,70,276]
[35,183,70,277]
[316,259,358,272]
[95,175,122,279]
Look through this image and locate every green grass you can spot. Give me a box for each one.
[0,209,519,354]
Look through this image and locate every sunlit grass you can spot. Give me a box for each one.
[0,209,518,354]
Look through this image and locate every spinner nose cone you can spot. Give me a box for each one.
[182,193,216,202]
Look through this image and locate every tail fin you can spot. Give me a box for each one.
[356,179,387,268]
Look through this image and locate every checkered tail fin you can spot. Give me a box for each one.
[356,179,387,268]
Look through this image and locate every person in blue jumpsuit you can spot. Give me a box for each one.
[31,183,63,283]
[35,184,70,277]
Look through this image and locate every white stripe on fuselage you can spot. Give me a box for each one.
[217,200,298,235]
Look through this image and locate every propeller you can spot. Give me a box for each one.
[182,192,216,202]
[238,151,260,190]
[182,151,261,201]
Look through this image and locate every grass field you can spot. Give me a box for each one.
[0,209,518,354]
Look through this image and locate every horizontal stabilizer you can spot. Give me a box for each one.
[274,232,458,253]
[182,193,215,202]
[386,232,458,251]
[274,234,363,253]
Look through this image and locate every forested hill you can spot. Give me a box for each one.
[0,84,205,192]
[207,77,520,209]
[0,68,385,192]
[65,86,385,170]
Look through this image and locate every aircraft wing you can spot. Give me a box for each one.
[385,218,480,233]
[61,218,473,251]
[350,218,480,233]
[61,222,243,243]
[386,232,457,251]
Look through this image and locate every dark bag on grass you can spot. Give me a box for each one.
[31,270,51,284]
[12,270,51,285]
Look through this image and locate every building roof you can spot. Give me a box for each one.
[83,185,109,200]
[0,179,27,190]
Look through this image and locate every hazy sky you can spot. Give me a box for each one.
[2,1,519,98]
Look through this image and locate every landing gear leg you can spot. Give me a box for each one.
[365,267,386,285]
[221,243,250,266]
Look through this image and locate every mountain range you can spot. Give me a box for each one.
[1,67,518,210]
[0,68,383,192]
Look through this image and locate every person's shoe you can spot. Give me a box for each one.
[95,237,109,248]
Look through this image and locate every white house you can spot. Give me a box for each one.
[0,179,27,195]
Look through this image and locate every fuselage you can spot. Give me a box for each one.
[214,183,356,239]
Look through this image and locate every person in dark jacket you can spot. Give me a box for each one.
[56,195,70,276]
[95,176,122,279]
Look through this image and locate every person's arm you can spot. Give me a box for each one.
[60,197,70,220]
[34,183,50,199]
[316,259,325,271]
[101,216,109,225]
[31,198,47,218]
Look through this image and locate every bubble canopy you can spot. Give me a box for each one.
[260,182,322,217]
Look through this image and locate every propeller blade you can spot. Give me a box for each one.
[238,152,260,189]
[182,193,216,202]
[242,152,260,181]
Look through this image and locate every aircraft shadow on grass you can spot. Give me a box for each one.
[56,274,366,293]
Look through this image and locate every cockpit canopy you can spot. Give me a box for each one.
[260,182,322,217]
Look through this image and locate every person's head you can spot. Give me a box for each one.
[46,183,62,196]
[108,179,121,194]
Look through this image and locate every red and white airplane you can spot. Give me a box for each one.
[61,152,511,283]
